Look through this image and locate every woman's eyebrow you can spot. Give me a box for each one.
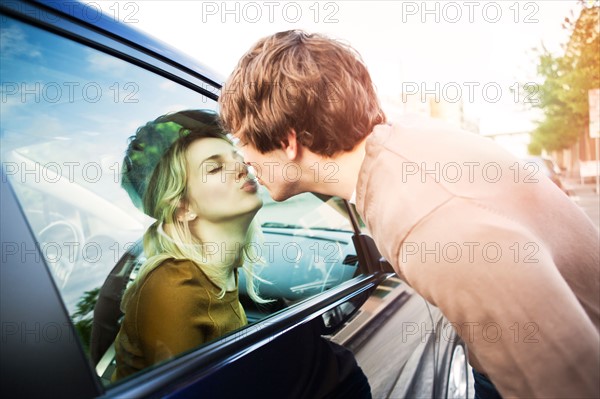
[199,151,242,168]
[200,154,224,166]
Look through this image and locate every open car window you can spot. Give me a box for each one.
[1,15,364,386]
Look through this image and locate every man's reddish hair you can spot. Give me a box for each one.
[219,30,386,156]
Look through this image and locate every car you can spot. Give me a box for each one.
[522,156,569,195]
[0,1,470,398]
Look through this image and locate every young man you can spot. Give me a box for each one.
[219,30,600,398]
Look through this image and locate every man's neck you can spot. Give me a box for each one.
[300,136,368,200]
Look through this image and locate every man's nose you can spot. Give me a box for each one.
[241,162,259,181]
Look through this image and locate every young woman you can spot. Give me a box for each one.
[113,110,267,380]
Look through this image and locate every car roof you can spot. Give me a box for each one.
[27,0,224,92]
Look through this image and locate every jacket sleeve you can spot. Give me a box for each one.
[132,262,214,365]
[397,201,600,398]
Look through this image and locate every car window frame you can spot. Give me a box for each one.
[1,171,104,398]
[2,0,222,99]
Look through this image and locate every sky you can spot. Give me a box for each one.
[112,0,586,135]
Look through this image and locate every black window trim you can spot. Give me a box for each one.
[1,0,222,101]
[102,272,391,398]
[0,171,104,398]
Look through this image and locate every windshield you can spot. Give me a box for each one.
[257,190,355,233]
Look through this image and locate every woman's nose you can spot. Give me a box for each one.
[239,161,259,181]
[236,161,248,180]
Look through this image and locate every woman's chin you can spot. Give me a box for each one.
[249,200,263,217]
[238,199,263,221]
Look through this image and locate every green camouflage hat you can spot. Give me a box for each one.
[121,109,224,210]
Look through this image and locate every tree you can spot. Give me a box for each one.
[529,3,600,154]
[71,287,100,355]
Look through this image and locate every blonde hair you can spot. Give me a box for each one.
[219,30,386,156]
[121,128,269,311]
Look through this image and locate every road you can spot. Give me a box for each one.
[331,279,476,399]
[567,179,600,228]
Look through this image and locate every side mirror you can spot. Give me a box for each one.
[320,288,371,334]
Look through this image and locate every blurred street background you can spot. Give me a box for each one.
[568,178,600,227]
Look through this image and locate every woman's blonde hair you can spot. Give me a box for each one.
[121,113,268,311]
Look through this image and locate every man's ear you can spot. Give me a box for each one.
[281,129,299,160]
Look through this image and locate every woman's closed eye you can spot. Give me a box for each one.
[206,163,223,174]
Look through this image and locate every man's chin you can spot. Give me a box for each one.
[260,181,302,202]
[269,193,289,202]
[267,188,292,203]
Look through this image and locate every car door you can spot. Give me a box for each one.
[1,1,392,397]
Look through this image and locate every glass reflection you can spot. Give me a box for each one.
[111,110,269,380]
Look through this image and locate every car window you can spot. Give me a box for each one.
[1,16,362,386]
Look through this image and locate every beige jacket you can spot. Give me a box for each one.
[355,119,600,398]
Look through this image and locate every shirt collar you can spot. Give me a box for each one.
[349,189,357,205]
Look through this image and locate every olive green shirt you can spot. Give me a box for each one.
[113,259,247,380]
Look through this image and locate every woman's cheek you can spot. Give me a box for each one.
[207,177,232,199]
